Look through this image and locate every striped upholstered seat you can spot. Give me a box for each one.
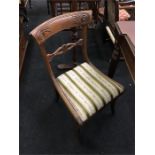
[57,62,124,122]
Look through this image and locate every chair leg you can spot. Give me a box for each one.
[108,45,120,78]
[77,125,95,147]
[111,99,116,115]
[77,126,85,144]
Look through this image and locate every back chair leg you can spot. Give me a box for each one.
[77,124,95,147]
[108,46,120,78]
[77,125,86,144]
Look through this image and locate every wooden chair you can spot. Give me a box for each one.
[30,11,124,125]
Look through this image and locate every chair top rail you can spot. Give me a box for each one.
[30,10,92,45]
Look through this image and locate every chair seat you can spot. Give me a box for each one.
[57,62,124,122]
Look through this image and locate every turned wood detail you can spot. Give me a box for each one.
[47,38,83,62]
[30,11,92,45]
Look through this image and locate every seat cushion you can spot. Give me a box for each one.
[57,62,124,122]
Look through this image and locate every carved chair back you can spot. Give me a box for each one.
[30,10,92,82]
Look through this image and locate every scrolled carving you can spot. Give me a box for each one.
[37,28,52,42]
[71,12,91,26]
[30,11,92,44]
[81,14,90,25]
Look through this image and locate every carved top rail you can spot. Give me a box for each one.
[30,10,92,45]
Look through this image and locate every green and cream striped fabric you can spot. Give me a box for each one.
[57,62,124,122]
